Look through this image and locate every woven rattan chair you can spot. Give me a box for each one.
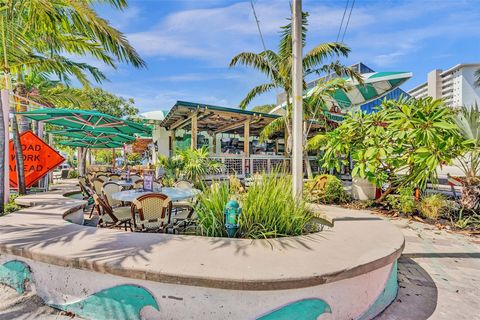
[102,182,123,208]
[133,179,144,189]
[173,180,193,189]
[109,174,121,181]
[93,194,132,231]
[91,178,105,195]
[130,193,172,232]
[130,174,142,183]
[96,174,108,182]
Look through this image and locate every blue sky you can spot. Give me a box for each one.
[92,0,480,113]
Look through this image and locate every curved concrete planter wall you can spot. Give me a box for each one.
[0,187,404,320]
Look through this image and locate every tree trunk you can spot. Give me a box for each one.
[460,184,480,213]
[78,147,88,176]
[0,96,5,212]
[11,114,26,194]
[304,149,313,179]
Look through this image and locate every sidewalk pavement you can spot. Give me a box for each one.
[376,217,480,320]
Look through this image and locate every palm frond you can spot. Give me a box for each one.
[259,116,286,141]
[238,83,276,110]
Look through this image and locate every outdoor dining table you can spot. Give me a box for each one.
[115,180,134,188]
[111,187,200,203]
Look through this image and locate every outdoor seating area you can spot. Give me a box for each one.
[78,170,199,234]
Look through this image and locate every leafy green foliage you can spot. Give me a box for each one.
[126,153,142,165]
[2,194,20,215]
[195,174,314,239]
[195,182,230,237]
[385,187,416,215]
[68,170,79,179]
[419,194,449,220]
[251,104,276,113]
[318,97,462,194]
[304,174,350,204]
[157,147,222,186]
[454,103,480,186]
[80,87,139,120]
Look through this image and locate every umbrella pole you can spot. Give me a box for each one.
[112,148,115,170]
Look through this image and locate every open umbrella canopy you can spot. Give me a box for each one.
[59,139,124,149]
[18,108,151,135]
[49,128,136,143]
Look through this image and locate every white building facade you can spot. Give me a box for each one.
[408,63,480,107]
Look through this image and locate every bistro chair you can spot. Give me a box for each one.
[133,179,144,189]
[130,193,172,232]
[79,179,96,217]
[173,180,193,189]
[130,174,142,183]
[93,194,132,231]
[96,174,109,182]
[91,178,105,195]
[102,182,123,208]
[109,174,121,181]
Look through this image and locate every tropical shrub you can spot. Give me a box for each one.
[194,173,314,239]
[127,153,143,165]
[316,97,463,201]
[304,174,350,204]
[419,194,449,220]
[385,187,416,214]
[454,104,480,212]
[157,147,222,186]
[2,194,20,215]
[68,170,79,179]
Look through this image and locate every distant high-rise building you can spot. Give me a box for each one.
[408,63,480,107]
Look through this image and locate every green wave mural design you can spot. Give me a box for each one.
[0,260,33,294]
[52,284,160,320]
[257,299,331,320]
[358,261,398,320]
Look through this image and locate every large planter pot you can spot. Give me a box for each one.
[352,177,376,200]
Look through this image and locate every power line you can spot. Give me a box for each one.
[336,0,349,43]
[341,0,355,43]
[250,0,268,53]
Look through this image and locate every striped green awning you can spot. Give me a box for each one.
[59,139,124,149]
[50,128,136,143]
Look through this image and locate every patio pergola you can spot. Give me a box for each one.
[160,101,281,156]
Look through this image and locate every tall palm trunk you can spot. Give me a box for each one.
[460,184,480,213]
[0,93,5,212]
[11,112,26,194]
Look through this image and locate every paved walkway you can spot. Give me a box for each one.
[376,217,480,320]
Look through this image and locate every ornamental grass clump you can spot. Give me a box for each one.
[419,194,449,220]
[194,173,314,239]
[239,173,313,239]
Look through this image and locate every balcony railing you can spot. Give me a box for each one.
[208,155,320,179]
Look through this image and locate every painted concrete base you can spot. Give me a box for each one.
[0,255,397,320]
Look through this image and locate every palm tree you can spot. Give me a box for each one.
[454,103,480,211]
[475,68,480,87]
[230,11,360,178]
[0,0,145,194]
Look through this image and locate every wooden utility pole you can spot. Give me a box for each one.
[292,0,303,198]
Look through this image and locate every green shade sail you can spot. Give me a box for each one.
[319,71,412,110]
[50,128,136,143]
[18,108,151,135]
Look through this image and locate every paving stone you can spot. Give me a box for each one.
[376,217,480,320]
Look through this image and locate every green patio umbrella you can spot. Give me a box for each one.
[49,128,136,143]
[18,108,151,135]
[59,139,124,149]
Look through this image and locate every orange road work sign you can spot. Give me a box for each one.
[9,131,65,188]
